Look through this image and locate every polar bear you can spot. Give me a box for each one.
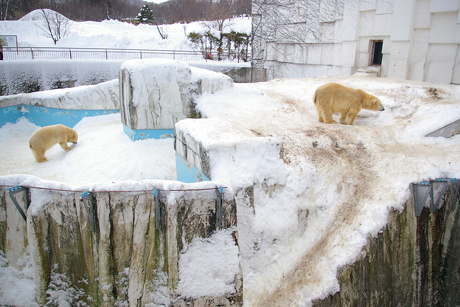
[313,83,385,125]
[29,124,78,162]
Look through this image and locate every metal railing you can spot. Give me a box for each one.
[1,47,251,63]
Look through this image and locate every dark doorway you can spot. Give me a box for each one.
[372,41,383,65]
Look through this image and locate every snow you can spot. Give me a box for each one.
[1,12,460,307]
[0,114,176,188]
[192,74,460,305]
[0,11,251,50]
[177,227,239,298]
[0,250,37,307]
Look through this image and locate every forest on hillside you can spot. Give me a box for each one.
[0,0,251,23]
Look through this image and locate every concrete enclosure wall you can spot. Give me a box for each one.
[0,79,120,128]
[252,0,460,84]
[0,60,260,97]
[0,182,240,306]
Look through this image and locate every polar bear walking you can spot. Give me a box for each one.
[29,124,78,162]
[313,83,385,125]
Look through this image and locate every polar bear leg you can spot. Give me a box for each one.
[59,142,71,151]
[322,106,337,124]
[339,112,348,124]
[346,110,358,125]
[32,148,48,162]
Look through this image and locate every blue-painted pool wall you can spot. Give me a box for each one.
[2,104,205,183]
[122,124,174,141]
[175,152,210,183]
[1,104,119,128]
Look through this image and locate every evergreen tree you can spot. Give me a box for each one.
[137,4,154,24]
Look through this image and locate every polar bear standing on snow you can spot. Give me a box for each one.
[313,83,385,125]
[29,124,78,162]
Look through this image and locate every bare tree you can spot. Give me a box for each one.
[206,0,243,31]
[0,0,11,20]
[37,9,72,44]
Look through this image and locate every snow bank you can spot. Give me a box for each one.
[0,250,37,307]
[1,13,251,50]
[177,227,239,298]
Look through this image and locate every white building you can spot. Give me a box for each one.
[252,0,460,84]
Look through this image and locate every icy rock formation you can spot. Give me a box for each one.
[119,59,233,131]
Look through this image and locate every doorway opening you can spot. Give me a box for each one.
[371,40,383,65]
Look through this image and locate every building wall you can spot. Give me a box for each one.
[252,0,460,84]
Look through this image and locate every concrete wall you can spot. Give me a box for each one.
[0,182,240,306]
[253,0,460,85]
[119,60,234,141]
[0,60,260,97]
[0,79,120,128]
[0,60,124,96]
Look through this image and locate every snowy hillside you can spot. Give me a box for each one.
[0,10,251,50]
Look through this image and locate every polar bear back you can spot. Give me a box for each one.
[29,124,76,151]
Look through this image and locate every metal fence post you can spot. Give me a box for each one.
[154,189,161,230]
[8,186,30,222]
[216,186,223,228]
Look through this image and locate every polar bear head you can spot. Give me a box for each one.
[364,96,385,112]
[67,129,78,144]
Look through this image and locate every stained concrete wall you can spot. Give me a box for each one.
[0,79,120,128]
[313,188,460,306]
[253,0,460,85]
[119,60,233,141]
[0,184,240,306]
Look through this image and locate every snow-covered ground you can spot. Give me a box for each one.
[0,10,251,50]
[194,74,460,306]
[1,11,460,307]
[0,114,176,186]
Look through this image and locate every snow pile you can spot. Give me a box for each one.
[0,250,37,307]
[177,227,239,298]
[0,13,251,50]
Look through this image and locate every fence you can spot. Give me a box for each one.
[1,46,251,63]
